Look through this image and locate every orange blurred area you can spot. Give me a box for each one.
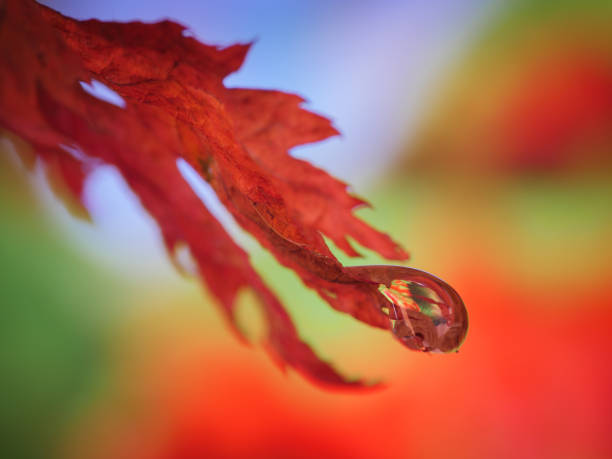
[60,262,612,459]
[402,0,612,176]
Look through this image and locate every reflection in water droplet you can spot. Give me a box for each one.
[343,265,469,353]
[378,273,468,353]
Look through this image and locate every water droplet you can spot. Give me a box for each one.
[380,272,467,353]
[345,265,468,353]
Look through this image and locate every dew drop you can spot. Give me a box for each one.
[380,273,467,353]
[345,265,468,353]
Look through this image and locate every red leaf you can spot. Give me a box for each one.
[39,146,92,220]
[0,1,463,386]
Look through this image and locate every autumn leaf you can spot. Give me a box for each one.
[0,0,466,386]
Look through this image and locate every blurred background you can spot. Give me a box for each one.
[1,0,611,458]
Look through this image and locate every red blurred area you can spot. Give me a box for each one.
[500,50,612,171]
[63,258,612,459]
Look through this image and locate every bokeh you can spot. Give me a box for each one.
[1,1,611,458]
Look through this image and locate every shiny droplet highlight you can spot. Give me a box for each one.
[343,265,469,354]
[377,271,468,353]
